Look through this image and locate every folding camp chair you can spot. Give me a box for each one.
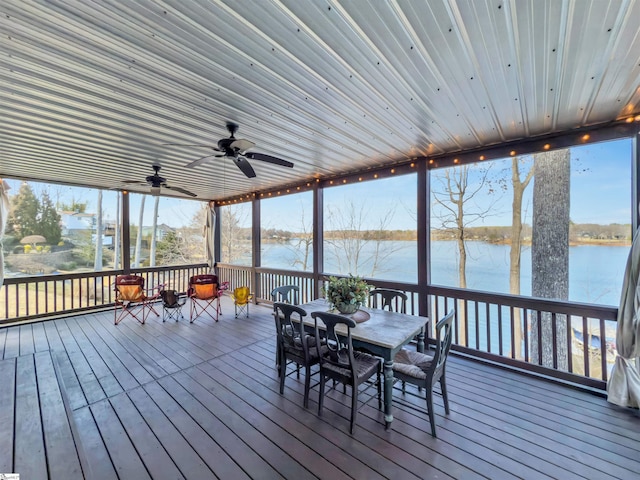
[188,274,219,323]
[160,289,186,322]
[114,274,163,325]
[231,286,253,318]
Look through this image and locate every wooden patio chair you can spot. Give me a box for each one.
[392,310,454,437]
[113,274,163,325]
[274,303,326,408]
[369,288,408,313]
[188,274,219,323]
[311,310,381,434]
[270,285,300,305]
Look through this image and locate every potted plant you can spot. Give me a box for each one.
[323,275,372,314]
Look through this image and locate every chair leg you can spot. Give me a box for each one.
[377,369,382,410]
[350,383,358,434]
[318,375,325,416]
[426,380,437,438]
[441,375,450,415]
[279,357,286,394]
[304,364,311,408]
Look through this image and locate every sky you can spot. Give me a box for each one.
[3,137,633,230]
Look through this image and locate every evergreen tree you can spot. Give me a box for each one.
[38,190,62,244]
[9,182,39,237]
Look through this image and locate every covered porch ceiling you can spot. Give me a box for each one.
[2,0,640,202]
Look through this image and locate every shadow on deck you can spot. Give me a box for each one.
[0,297,638,479]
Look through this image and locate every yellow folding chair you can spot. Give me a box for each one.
[231,286,253,318]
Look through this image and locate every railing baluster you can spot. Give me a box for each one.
[582,316,590,378]
[600,317,607,382]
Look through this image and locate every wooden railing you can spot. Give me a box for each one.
[428,285,616,390]
[216,264,616,390]
[1,262,618,390]
[0,264,209,324]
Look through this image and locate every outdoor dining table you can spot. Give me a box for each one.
[297,298,429,429]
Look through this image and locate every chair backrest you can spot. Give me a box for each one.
[160,289,180,307]
[274,302,308,354]
[233,286,251,305]
[428,311,455,379]
[311,311,357,379]
[270,285,300,305]
[369,288,407,313]
[115,275,145,302]
[189,274,218,299]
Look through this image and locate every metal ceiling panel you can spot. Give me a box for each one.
[1,0,639,201]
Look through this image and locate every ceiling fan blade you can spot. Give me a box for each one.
[185,154,222,168]
[165,185,197,197]
[163,143,216,148]
[245,151,293,168]
[122,180,146,185]
[233,156,256,178]
[230,139,255,152]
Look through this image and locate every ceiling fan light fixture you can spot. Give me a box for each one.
[150,186,161,196]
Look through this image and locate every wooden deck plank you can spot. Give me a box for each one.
[157,374,281,479]
[171,369,311,479]
[450,360,640,442]
[92,317,174,379]
[3,326,20,359]
[202,357,418,480]
[108,391,186,480]
[1,307,640,480]
[78,314,156,386]
[62,317,124,398]
[34,351,84,480]
[14,354,48,479]
[0,327,7,359]
[142,379,251,480]
[0,357,16,473]
[51,349,88,411]
[137,317,214,363]
[71,407,118,480]
[116,320,195,371]
[242,341,482,480]
[32,321,50,352]
[54,318,107,405]
[71,315,141,392]
[19,324,35,355]
[89,398,152,479]
[42,319,65,351]
[447,363,640,478]
[126,386,218,479]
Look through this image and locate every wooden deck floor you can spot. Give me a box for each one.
[0,297,638,479]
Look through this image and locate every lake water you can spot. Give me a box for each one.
[262,240,629,307]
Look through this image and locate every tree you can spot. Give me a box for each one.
[38,190,62,244]
[530,149,570,369]
[220,205,251,263]
[113,192,121,269]
[155,230,187,265]
[509,157,534,358]
[133,196,145,268]
[9,182,39,238]
[324,199,400,277]
[58,199,88,213]
[93,190,103,271]
[431,165,496,289]
[148,196,160,266]
[431,165,496,344]
[288,201,313,271]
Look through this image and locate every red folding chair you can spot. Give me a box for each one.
[188,274,220,323]
[114,274,163,325]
